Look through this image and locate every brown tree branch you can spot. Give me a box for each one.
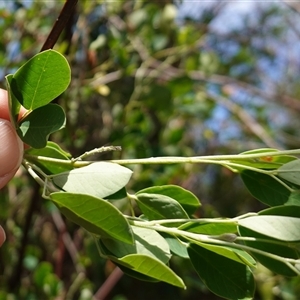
[41,0,78,52]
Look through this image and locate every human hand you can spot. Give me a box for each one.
[0,88,24,247]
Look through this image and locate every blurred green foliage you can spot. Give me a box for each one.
[1,1,300,299]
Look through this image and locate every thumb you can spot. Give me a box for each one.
[0,119,23,189]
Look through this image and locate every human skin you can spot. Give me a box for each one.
[0,88,25,246]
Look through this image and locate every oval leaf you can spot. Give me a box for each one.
[50,192,133,244]
[188,244,255,300]
[241,170,290,206]
[17,103,66,148]
[12,50,71,110]
[52,162,132,199]
[238,215,300,241]
[137,185,200,215]
[117,254,186,289]
[136,193,189,220]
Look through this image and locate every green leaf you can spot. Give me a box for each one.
[117,254,186,289]
[178,220,237,235]
[238,226,299,277]
[17,103,66,148]
[160,233,189,258]
[136,193,189,220]
[102,226,171,263]
[238,215,300,242]
[6,74,21,129]
[241,170,290,206]
[192,242,256,268]
[50,192,133,244]
[116,264,159,283]
[52,162,132,199]
[11,50,71,110]
[45,141,72,158]
[286,191,300,206]
[278,160,300,186]
[25,141,72,174]
[137,185,200,215]
[188,244,255,300]
[105,187,128,200]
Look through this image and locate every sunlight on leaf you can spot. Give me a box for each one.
[52,162,132,199]
[238,215,300,242]
[12,50,71,110]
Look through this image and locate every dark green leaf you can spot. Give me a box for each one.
[12,50,71,110]
[241,170,290,206]
[50,192,133,244]
[105,187,128,200]
[52,162,132,199]
[136,193,189,220]
[17,103,66,148]
[188,244,255,300]
[137,185,200,215]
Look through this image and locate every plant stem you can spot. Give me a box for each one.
[126,216,237,226]
[41,0,78,51]
[25,149,300,166]
[25,148,300,172]
[130,220,300,275]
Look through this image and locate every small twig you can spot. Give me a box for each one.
[51,210,85,274]
[41,0,78,52]
[94,266,124,300]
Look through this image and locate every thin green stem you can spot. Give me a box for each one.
[24,148,300,169]
[126,217,237,226]
[129,220,300,275]
[269,174,295,192]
